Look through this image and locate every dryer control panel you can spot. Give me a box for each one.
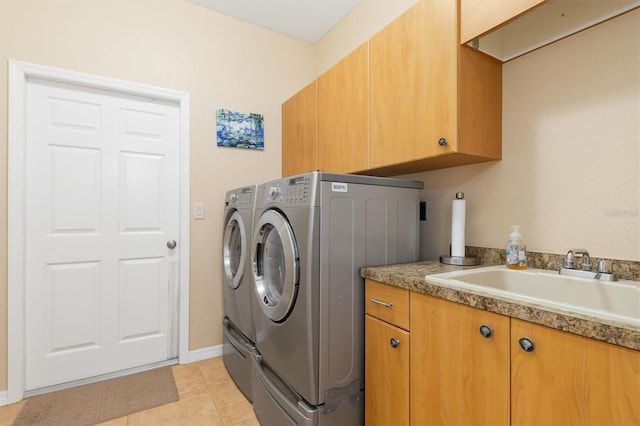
[257,174,317,208]
[282,175,313,205]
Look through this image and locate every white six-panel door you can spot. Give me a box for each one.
[24,77,180,391]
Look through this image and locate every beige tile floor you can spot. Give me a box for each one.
[0,357,260,426]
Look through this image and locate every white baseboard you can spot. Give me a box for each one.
[187,344,223,363]
[0,391,7,406]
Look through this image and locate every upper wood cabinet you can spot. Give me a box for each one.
[460,0,545,45]
[369,0,456,171]
[317,42,369,174]
[281,80,316,177]
[511,319,640,426]
[281,0,502,177]
[368,0,501,176]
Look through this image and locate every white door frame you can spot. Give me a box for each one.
[7,60,191,404]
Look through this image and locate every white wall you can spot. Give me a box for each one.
[317,0,418,73]
[0,0,317,390]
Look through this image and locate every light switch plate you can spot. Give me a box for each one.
[194,203,205,219]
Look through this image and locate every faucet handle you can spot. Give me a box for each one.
[563,251,576,269]
[563,249,591,270]
[597,259,614,274]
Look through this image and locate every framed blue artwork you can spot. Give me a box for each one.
[216,108,264,150]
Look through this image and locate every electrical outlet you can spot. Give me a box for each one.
[420,201,427,221]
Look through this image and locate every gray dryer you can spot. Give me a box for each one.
[249,172,423,425]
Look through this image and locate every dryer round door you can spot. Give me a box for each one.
[222,210,247,289]
[252,209,299,322]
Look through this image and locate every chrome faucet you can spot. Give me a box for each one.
[559,249,616,281]
[562,249,592,270]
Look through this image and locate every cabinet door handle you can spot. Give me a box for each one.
[390,338,400,348]
[518,337,535,352]
[370,298,392,308]
[479,324,493,338]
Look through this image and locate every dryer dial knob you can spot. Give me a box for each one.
[229,193,239,204]
[269,186,280,200]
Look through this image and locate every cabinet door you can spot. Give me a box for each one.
[281,81,316,177]
[511,319,640,426]
[410,293,510,426]
[369,0,457,169]
[317,43,369,174]
[365,315,409,426]
[457,46,502,159]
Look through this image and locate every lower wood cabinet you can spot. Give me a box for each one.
[365,280,640,426]
[365,315,409,426]
[410,292,510,426]
[511,319,639,425]
[365,280,410,426]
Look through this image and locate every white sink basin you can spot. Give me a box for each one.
[428,266,640,328]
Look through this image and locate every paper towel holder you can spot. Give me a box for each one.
[440,254,480,266]
[440,192,480,266]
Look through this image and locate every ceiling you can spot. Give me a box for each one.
[186,0,360,43]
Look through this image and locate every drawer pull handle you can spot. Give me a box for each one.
[370,298,392,308]
[390,338,400,348]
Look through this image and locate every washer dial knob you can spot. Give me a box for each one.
[268,186,280,200]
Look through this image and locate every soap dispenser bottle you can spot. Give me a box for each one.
[506,225,527,270]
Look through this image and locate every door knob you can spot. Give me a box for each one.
[167,240,177,249]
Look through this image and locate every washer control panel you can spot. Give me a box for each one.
[226,186,255,208]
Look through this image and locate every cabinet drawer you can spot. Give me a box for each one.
[365,280,409,330]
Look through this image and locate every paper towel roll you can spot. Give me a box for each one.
[451,195,466,257]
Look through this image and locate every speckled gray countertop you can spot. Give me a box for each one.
[361,261,640,351]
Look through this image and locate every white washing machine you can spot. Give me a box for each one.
[249,172,423,425]
[222,185,257,401]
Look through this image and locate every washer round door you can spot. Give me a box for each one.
[222,210,247,289]
[252,209,299,322]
